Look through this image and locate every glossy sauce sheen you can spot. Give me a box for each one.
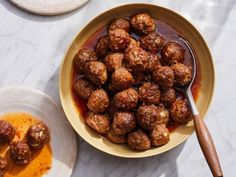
[0,113,52,177]
[72,19,201,132]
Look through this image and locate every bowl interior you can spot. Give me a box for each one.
[59,4,214,158]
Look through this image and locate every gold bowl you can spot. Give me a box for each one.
[59,3,215,158]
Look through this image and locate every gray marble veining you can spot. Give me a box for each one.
[0,0,235,176]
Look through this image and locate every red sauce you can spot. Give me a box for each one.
[71,19,201,133]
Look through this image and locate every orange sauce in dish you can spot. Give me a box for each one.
[0,113,52,177]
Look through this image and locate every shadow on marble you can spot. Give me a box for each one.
[0,0,87,22]
[43,67,61,105]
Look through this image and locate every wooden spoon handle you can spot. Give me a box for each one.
[193,114,223,177]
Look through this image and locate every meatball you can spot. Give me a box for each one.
[86,112,110,135]
[138,82,160,104]
[140,33,165,53]
[162,42,185,65]
[108,29,131,52]
[109,18,130,33]
[112,112,136,135]
[26,122,50,149]
[87,89,109,113]
[73,78,95,100]
[107,128,126,144]
[125,37,140,53]
[0,120,15,144]
[113,88,138,110]
[10,141,32,165]
[74,48,97,74]
[161,88,176,106]
[146,53,161,72]
[170,99,192,123]
[137,105,159,130]
[95,36,110,58]
[127,129,151,151]
[124,47,149,72]
[150,124,170,146]
[110,67,134,91]
[130,13,155,35]
[84,61,107,86]
[104,53,123,73]
[0,156,7,171]
[153,66,174,89]
[171,63,192,86]
[156,105,169,125]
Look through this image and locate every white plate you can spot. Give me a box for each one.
[9,0,89,15]
[0,86,77,177]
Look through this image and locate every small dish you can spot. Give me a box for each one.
[9,0,89,15]
[0,86,77,176]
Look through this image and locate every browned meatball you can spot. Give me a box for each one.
[138,82,161,104]
[124,47,148,72]
[73,78,96,100]
[161,88,176,106]
[171,63,192,86]
[0,156,7,171]
[130,13,155,35]
[0,120,15,144]
[140,33,165,53]
[170,99,192,123]
[112,112,136,135]
[113,88,138,110]
[125,37,140,53]
[10,141,32,165]
[87,89,109,113]
[127,129,151,151]
[108,29,131,52]
[104,53,123,73]
[74,48,97,74]
[162,42,185,65]
[156,105,169,125]
[107,128,126,144]
[84,61,107,86]
[26,122,50,149]
[110,68,134,91]
[95,36,110,58]
[153,66,174,89]
[146,53,161,72]
[86,112,110,135]
[109,18,130,33]
[137,105,159,130]
[150,124,170,146]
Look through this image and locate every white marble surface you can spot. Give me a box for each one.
[0,0,235,176]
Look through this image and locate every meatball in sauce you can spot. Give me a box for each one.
[26,122,50,149]
[0,120,15,144]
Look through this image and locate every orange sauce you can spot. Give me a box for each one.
[0,113,52,177]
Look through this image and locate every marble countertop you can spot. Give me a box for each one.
[0,0,235,176]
